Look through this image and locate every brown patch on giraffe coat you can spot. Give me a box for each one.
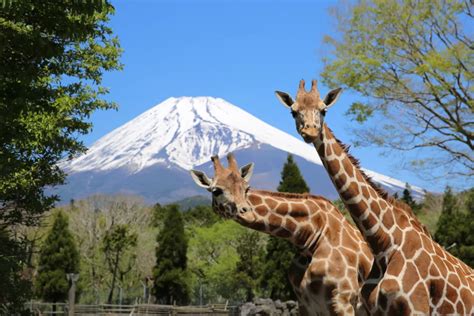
[278,202,289,214]
[362,212,377,230]
[414,251,431,279]
[268,214,282,229]
[248,194,262,206]
[361,185,369,199]
[438,301,455,314]
[289,203,309,219]
[248,220,266,232]
[325,144,332,156]
[343,162,354,178]
[430,278,445,306]
[334,173,347,189]
[433,255,448,276]
[255,205,268,217]
[392,227,403,244]
[456,301,465,315]
[265,198,278,209]
[340,182,359,201]
[386,253,404,277]
[403,230,422,259]
[460,288,471,313]
[326,158,341,175]
[286,219,297,233]
[275,228,292,239]
[369,200,381,215]
[403,262,420,293]
[421,234,435,253]
[381,209,394,230]
[410,282,429,313]
[397,213,410,229]
[447,273,461,288]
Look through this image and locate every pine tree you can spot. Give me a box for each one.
[277,155,310,194]
[35,211,80,302]
[401,183,421,215]
[260,154,309,300]
[152,205,190,304]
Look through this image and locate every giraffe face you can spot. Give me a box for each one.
[276,79,342,143]
[190,153,255,221]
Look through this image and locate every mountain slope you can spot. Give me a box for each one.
[57,97,424,203]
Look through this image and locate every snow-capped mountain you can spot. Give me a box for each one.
[57,96,424,203]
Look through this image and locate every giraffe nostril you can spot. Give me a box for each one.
[241,207,249,213]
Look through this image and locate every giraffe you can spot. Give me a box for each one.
[190,153,373,316]
[275,79,474,315]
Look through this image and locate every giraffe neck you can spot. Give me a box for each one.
[313,124,394,255]
[242,190,332,256]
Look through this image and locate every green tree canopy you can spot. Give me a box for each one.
[102,224,137,304]
[322,0,473,178]
[435,187,474,267]
[0,0,122,226]
[35,211,80,302]
[234,230,265,302]
[261,154,310,300]
[277,154,310,194]
[153,204,190,304]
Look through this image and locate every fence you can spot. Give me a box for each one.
[28,302,240,316]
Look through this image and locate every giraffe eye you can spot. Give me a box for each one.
[212,188,223,196]
[245,186,250,194]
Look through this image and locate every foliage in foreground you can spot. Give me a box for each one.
[322,0,473,178]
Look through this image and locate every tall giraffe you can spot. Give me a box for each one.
[275,80,474,315]
[190,153,373,316]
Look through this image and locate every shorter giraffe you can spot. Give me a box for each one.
[190,153,373,316]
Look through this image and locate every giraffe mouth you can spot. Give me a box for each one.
[236,208,256,224]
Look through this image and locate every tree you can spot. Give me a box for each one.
[277,155,310,194]
[401,183,421,215]
[435,187,474,267]
[234,230,265,302]
[0,0,122,225]
[35,211,80,303]
[0,228,31,315]
[0,1,121,308]
[260,154,309,300]
[322,0,473,178]
[153,205,190,305]
[102,224,137,304]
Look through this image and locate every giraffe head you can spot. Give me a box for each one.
[190,153,256,222]
[275,79,343,143]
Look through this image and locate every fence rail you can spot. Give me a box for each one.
[28,302,239,316]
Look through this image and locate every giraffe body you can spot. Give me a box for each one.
[276,80,474,315]
[190,154,373,316]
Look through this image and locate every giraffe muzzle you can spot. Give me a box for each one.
[300,127,318,143]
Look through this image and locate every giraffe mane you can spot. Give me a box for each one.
[328,127,430,235]
[250,189,332,203]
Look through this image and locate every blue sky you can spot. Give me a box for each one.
[84,0,457,192]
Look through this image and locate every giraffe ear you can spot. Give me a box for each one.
[275,91,294,109]
[190,170,212,190]
[240,163,254,182]
[323,88,343,109]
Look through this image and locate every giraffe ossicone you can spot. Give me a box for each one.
[276,79,474,315]
[190,153,374,316]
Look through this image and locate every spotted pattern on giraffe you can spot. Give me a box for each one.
[190,154,374,316]
[276,79,474,315]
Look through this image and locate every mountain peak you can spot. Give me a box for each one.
[58,96,424,202]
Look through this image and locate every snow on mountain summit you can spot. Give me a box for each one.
[62,96,321,172]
